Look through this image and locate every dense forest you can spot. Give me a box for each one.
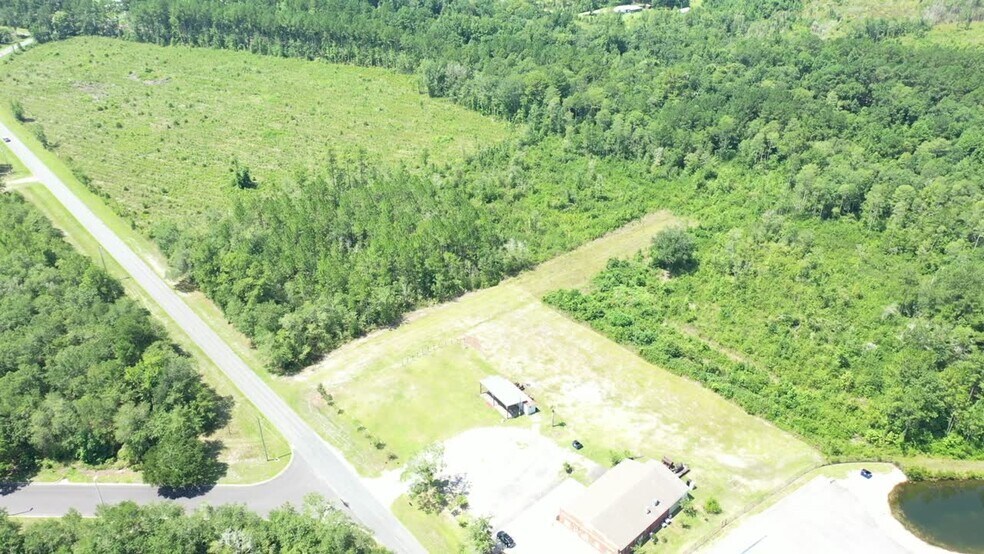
[0,193,227,485]
[1,0,982,457]
[0,495,386,553]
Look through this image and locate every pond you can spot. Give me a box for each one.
[891,480,984,554]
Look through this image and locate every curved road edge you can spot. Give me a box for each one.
[0,458,328,518]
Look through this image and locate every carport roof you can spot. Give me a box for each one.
[480,375,532,408]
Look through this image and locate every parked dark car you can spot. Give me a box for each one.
[2,137,10,143]
[571,440,583,450]
[860,468,873,479]
[497,530,516,549]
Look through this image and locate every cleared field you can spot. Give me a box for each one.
[0,36,511,230]
[802,0,922,37]
[279,210,823,551]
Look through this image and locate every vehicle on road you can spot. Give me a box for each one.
[2,137,10,143]
[571,439,583,450]
[497,530,516,548]
[860,468,873,479]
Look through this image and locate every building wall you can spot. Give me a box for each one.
[558,506,674,554]
[557,510,617,554]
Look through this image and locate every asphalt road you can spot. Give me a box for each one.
[0,458,324,518]
[0,49,424,552]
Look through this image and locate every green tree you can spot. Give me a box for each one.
[704,497,722,515]
[463,517,495,554]
[141,434,223,489]
[0,511,23,554]
[650,227,697,274]
[401,446,450,514]
[10,100,25,122]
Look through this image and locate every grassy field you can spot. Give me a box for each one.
[1,111,291,485]
[0,36,511,231]
[279,210,823,552]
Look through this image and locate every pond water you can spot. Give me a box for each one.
[891,480,984,554]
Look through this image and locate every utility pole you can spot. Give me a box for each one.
[97,245,107,272]
[257,416,270,461]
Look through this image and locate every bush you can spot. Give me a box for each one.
[704,497,722,514]
[10,100,26,122]
[650,227,697,274]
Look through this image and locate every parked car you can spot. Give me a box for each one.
[2,137,10,143]
[497,530,516,549]
[860,468,873,479]
[571,440,583,450]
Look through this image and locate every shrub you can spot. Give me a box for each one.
[650,226,696,274]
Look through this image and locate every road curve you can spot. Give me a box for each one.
[1,458,325,518]
[0,98,424,553]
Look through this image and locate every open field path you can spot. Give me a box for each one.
[0,118,424,552]
[0,38,34,58]
[0,458,321,519]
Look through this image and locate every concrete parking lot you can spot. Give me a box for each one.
[442,426,600,527]
[704,466,950,554]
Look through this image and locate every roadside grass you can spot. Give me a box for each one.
[285,210,823,552]
[391,495,466,554]
[0,36,512,232]
[0,140,29,179]
[30,462,142,484]
[16,180,291,485]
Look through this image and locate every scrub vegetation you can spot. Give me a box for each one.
[1,0,982,463]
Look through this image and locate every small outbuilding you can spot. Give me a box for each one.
[613,4,644,14]
[479,375,537,418]
[558,459,690,554]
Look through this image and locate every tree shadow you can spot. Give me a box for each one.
[157,482,218,499]
[0,481,26,496]
[667,258,699,277]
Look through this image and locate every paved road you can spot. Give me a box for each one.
[0,458,324,518]
[0,57,424,553]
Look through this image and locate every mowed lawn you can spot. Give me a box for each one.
[0,36,511,230]
[281,210,824,551]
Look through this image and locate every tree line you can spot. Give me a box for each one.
[0,193,227,486]
[0,495,386,553]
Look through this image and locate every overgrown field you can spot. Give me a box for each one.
[0,36,511,230]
